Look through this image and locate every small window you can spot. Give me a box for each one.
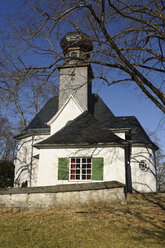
[23,147,28,163]
[139,160,148,172]
[70,51,78,58]
[69,158,92,181]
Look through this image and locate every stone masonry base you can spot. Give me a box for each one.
[0,181,125,211]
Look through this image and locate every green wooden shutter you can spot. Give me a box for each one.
[58,158,69,180]
[92,157,104,180]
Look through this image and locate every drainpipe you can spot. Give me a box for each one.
[124,146,128,196]
[153,150,158,191]
[13,139,17,162]
[29,133,34,187]
[125,144,132,194]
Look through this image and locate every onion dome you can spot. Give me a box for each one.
[60,32,93,55]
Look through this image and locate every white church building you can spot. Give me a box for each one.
[14,32,158,193]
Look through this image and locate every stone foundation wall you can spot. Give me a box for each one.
[0,181,125,211]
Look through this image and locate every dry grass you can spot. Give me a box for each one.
[0,193,164,248]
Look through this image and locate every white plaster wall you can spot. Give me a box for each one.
[130,146,156,192]
[50,97,83,135]
[14,134,49,187]
[114,132,125,139]
[37,147,125,186]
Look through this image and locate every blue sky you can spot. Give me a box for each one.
[1,0,165,153]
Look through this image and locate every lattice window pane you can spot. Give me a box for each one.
[70,158,92,181]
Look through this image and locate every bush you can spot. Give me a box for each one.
[0,160,15,188]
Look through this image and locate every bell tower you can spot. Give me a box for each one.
[58,32,93,111]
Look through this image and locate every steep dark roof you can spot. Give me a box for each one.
[14,94,113,139]
[25,96,58,130]
[14,96,58,139]
[35,111,126,148]
[14,93,157,149]
[107,116,158,149]
[89,95,157,148]
[89,94,114,126]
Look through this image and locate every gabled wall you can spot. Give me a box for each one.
[48,96,83,135]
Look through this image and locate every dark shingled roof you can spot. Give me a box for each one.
[15,93,157,149]
[35,111,126,148]
[89,94,115,126]
[15,94,113,139]
[89,95,157,148]
[14,96,59,139]
[25,96,58,130]
[107,116,157,148]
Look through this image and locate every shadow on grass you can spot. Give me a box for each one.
[142,193,165,211]
[125,193,165,244]
[131,226,165,245]
[75,193,165,245]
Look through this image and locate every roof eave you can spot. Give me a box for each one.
[109,128,131,132]
[34,141,129,149]
[14,128,50,140]
[57,63,91,70]
[131,142,159,150]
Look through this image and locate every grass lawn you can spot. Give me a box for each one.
[0,193,164,248]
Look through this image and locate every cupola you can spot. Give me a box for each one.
[60,32,93,64]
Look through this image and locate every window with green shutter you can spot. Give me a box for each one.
[58,158,69,180]
[92,157,104,180]
[58,157,104,181]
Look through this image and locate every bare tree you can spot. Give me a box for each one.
[0,49,58,129]
[1,0,164,113]
[8,72,58,129]
[148,130,165,191]
[0,114,15,161]
[156,150,165,192]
